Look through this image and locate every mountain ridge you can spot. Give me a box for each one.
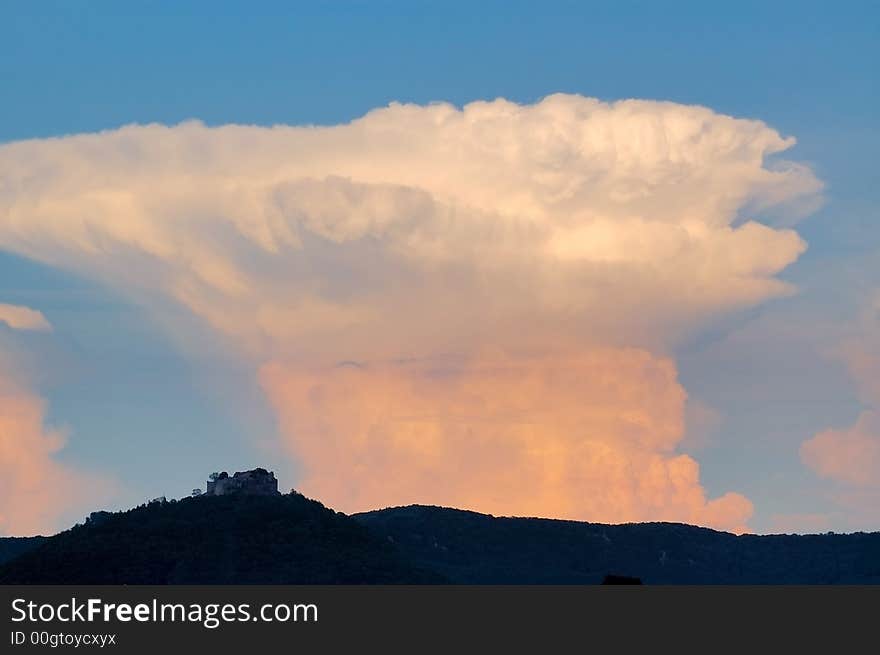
[0,493,441,584]
[2,497,878,584]
[352,504,880,584]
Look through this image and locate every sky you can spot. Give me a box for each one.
[0,1,878,536]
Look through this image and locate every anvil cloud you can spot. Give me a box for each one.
[0,95,823,532]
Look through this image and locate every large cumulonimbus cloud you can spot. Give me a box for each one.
[0,94,823,532]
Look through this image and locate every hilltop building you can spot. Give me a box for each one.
[86,511,113,526]
[205,468,280,496]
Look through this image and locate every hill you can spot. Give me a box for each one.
[0,493,440,584]
[353,505,880,584]
[3,497,879,584]
[0,537,47,566]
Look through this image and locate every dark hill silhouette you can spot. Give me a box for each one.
[2,497,879,584]
[352,505,880,584]
[0,493,440,584]
[0,536,47,566]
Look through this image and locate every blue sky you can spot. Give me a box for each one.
[0,1,878,534]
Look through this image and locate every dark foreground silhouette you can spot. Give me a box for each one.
[0,493,439,584]
[354,505,880,584]
[2,496,879,584]
[0,537,45,568]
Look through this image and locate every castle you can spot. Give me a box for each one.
[205,468,280,496]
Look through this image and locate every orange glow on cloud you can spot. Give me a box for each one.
[261,349,753,532]
[801,411,880,487]
[0,371,111,536]
[801,301,880,490]
[0,303,51,332]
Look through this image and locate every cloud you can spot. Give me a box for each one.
[0,95,819,354]
[801,411,880,487]
[0,303,51,332]
[0,367,113,536]
[261,349,752,531]
[0,94,822,530]
[800,291,880,489]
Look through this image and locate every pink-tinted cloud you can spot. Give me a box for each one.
[801,411,880,487]
[800,294,880,490]
[261,349,753,532]
[0,369,113,536]
[0,303,51,332]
